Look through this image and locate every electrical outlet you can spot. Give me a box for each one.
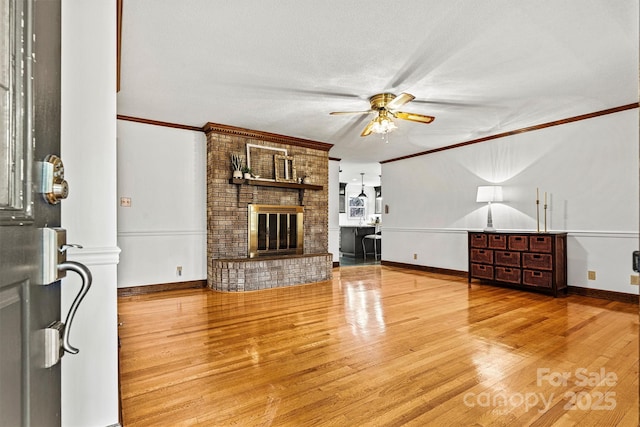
[413,253,417,260]
[176,266,182,277]
[120,197,131,207]
[631,275,639,285]
[587,270,596,280]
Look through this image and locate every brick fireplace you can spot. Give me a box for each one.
[204,123,333,291]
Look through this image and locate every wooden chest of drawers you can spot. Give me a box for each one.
[468,231,567,296]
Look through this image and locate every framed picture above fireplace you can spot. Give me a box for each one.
[274,154,297,182]
[246,143,287,181]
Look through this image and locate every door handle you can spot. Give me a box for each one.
[58,261,92,354]
[39,229,93,366]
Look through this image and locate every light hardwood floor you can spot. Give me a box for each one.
[118,266,638,426]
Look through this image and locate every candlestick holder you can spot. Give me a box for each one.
[536,199,540,233]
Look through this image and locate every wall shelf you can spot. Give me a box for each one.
[229,178,323,204]
[229,178,322,191]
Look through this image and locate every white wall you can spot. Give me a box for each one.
[117,121,207,287]
[382,109,639,294]
[328,160,340,263]
[61,0,120,425]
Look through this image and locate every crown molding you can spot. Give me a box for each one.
[381,103,640,164]
[117,115,204,132]
[203,122,333,152]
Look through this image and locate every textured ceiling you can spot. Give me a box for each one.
[117,1,638,185]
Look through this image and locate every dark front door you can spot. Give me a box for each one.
[1,1,64,425]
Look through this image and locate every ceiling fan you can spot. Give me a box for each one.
[330,92,435,137]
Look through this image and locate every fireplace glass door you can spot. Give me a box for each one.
[249,205,303,258]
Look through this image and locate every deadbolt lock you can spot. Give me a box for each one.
[40,154,69,204]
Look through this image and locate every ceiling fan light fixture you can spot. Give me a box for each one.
[370,110,397,134]
[331,92,434,138]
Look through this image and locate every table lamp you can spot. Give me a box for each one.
[476,185,503,231]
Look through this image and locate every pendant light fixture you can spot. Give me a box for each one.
[358,173,367,199]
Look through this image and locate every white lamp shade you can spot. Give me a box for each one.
[476,186,503,203]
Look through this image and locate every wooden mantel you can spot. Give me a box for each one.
[229,178,323,205]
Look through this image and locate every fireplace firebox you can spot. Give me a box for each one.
[248,204,304,258]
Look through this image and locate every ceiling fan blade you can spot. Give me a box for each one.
[330,110,374,116]
[394,111,436,124]
[360,118,376,137]
[330,114,371,140]
[410,99,485,108]
[385,92,415,110]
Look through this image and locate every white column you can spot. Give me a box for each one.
[61,0,120,425]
